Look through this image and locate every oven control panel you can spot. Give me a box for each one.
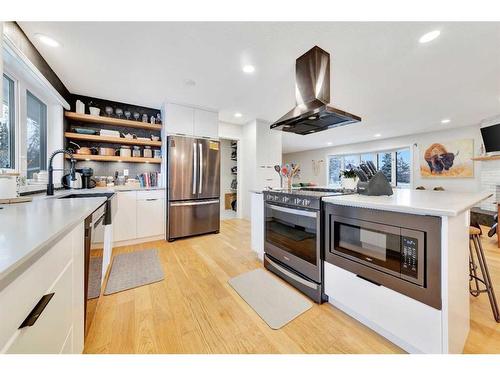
[401,236,418,279]
[264,192,320,210]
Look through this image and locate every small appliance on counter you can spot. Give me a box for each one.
[62,168,96,189]
[352,160,393,196]
[0,172,19,199]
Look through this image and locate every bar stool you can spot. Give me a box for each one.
[469,226,500,322]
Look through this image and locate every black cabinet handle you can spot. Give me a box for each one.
[19,293,55,329]
[146,198,158,201]
[356,275,381,287]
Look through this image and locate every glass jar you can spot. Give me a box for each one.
[143,146,152,158]
[132,146,141,157]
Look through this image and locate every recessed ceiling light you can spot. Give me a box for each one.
[34,33,60,47]
[374,133,381,138]
[419,30,441,44]
[234,112,242,118]
[242,65,255,74]
[441,118,451,124]
[327,142,333,146]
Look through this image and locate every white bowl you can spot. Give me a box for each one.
[89,107,101,116]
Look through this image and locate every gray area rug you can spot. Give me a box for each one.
[228,268,313,329]
[88,256,103,299]
[104,249,164,295]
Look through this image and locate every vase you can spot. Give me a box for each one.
[287,177,293,191]
[341,177,357,190]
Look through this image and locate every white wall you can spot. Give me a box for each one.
[283,125,483,193]
[240,120,257,219]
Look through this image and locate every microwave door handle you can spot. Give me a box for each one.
[198,142,203,194]
[192,142,197,195]
[267,203,317,218]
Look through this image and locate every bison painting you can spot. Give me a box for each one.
[424,143,459,174]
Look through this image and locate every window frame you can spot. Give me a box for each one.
[26,90,48,180]
[1,73,17,170]
[327,146,413,189]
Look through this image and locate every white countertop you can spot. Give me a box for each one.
[322,189,492,217]
[0,196,106,291]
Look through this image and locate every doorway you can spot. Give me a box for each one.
[220,138,239,220]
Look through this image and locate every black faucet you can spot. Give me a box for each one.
[47,149,76,196]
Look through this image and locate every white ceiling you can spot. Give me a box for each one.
[18,22,500,153]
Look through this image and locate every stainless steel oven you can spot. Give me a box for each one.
[264,191,325,302]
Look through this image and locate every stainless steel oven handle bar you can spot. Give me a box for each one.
[266,256,318,289]
[267,203,317,218]
[171,200,219,207]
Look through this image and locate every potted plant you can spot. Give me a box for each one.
[340,169,358,190]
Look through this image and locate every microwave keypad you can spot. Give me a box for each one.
[401,236,418,278]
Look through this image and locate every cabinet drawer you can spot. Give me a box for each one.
[0,230,74,351]
[5,260,73,353]
[324,263,442,353]
[136,190,165,201]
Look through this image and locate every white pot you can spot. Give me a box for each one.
[0,175,19,199]
[341,177,358,190]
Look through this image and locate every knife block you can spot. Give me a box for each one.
[357,171,393,196]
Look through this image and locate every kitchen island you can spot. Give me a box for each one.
[0,196,106,353]
[322,189,491,354]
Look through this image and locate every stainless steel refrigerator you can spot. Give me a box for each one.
[166,135,220,241]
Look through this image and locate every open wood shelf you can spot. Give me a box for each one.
[472,155,500,161]
[65,111,162,131]
[65,132,161,147]
[66,154,161,164]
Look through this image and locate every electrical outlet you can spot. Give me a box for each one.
[123,169,129,177]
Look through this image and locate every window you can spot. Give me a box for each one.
[328,147,412,188]
[328,156,342,185]
[26,91,47,179]
[377,152,392,183]
[396,149,411,186]
[1,74,15,169]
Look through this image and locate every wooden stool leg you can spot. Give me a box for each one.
[469,237,481,297]
[472,234,500,323]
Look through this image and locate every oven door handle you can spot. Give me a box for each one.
[267,204,317,218]
[266,256,318,289]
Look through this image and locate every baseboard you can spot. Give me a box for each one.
[92,235,165,249]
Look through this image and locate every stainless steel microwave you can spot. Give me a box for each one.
[330,215,425,286]
[324,204,442,310]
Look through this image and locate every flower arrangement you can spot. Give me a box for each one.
[280,163,300,190]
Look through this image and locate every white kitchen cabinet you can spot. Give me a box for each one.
[137,197,165,238]
[113,190,165,244]
[114,191,138,242]
[0,224,84,354]
[250,192,264,260]
[164,102,218,138]
[194,108,218,138]
[165,103,194,136]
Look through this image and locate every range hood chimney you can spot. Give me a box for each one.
[270,46,361,135]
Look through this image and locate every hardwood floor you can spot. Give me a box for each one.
[84,220,500,354]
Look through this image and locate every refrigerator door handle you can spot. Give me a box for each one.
[198,142,203,194]
[170,199,219,207]
[192,142,197,195]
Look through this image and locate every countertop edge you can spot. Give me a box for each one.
[0,197,106,292]
[322,191,492,217]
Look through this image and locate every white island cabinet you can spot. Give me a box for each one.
[322,189,491,354]
[0,197,105,354]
